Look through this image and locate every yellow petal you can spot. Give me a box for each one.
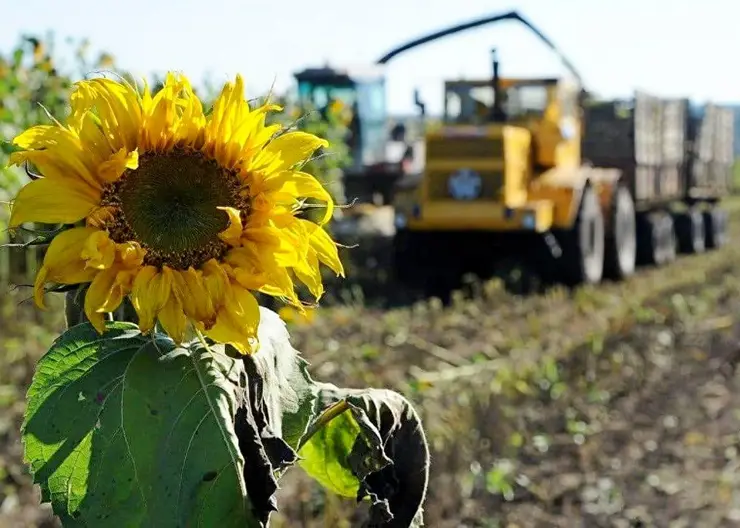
[261,131,328,173]
[84,268,123,333]
[32,267,50,309]
[205,283,260,354]
[277,306,296,323]
[224,248,270,290]
[301,219,344,276]
[249,192,274,214]
[87,206,117,229]
[9,177,100,227]
[293,247,324,299]
[217,206,243,247]
[78,77,143,152]
[130,266,173,333]
[9,150,101,193]
[116,242,146,269]
[172,267,216,328]
[255,267,299,305]
[67,108,116,167]
[205,75,250,165]
[240,225,303,266]
[169,270,196,320]
[174,80,207,147]
[33,227,100,309]
[264,171,334,224]
[81,230,116,270]
[158,295,189,344]
[231,267,270,292]
[12,126,100,189]
[140,73,184,151]
[98,148,139,183]
[202,259,230,312]
[247,220,306,268]
[225,245,299,302]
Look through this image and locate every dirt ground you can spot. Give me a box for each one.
[3,206,740,527]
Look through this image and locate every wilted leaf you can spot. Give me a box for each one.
[22,322,267,527]
[243,308,317,451]
[230,308,318,512]
[298,384,430,527]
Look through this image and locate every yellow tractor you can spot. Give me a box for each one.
[392,50,733,288]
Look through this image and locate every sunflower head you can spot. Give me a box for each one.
[8,72,345,354]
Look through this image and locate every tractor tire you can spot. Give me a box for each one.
[604,185,637,280]
[704,207,728,249]
[675,209,706,254]
[392,229,420,285]
[637,211,676,267]
[558,185,605,286]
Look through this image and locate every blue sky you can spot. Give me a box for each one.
[1,0,736,114]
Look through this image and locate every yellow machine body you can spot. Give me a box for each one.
[396,78,620,234]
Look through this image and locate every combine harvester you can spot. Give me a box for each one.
[391,14,734,287]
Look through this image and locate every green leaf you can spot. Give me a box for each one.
[297,384,431,527]
[22,322,268,527]
[296,401,365,497]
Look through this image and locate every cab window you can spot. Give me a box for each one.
[503,84,549,120]
[444,85,495,124]
[443,82,551,124]
[296,81,358,110]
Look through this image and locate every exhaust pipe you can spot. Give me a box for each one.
[490,48,506,122]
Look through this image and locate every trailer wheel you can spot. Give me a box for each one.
[604,185,636,280]
[559,185,605,285]
[636,212,661,266]
[657,212,677,264]
[704,207,728,249]
[675,209,706,254]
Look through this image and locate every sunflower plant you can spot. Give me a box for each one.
[7,73,429,526]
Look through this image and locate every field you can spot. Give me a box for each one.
[4,201,740,527]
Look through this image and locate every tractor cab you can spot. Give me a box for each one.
[444,79,553,125]
[294,66,387,172]
[438,71,582,171]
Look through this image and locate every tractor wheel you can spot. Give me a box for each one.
[704,207,728,249]
[604,185,637,280]
[558,185,605,285]
[675,208,706,254]
[392,229,420,285]
[637,211,676,266]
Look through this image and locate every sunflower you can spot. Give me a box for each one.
[8,72,344,353]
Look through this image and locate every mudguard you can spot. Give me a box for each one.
[530,165,622,229]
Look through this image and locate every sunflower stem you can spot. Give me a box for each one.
[194,327,214,355]
[296,399,351,452]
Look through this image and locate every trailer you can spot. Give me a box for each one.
[580,93,733,266]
